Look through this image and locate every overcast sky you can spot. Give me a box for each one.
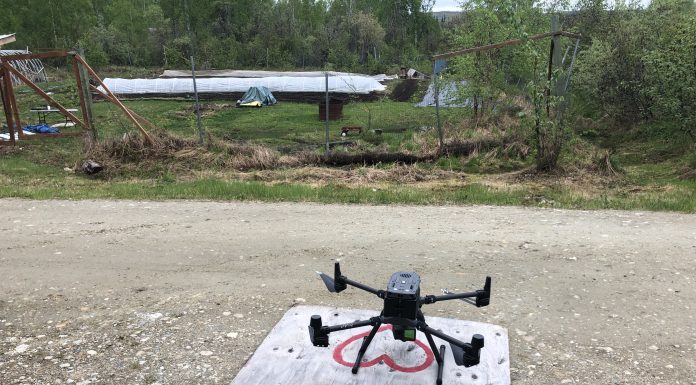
[432,0,462,12]
[431,0,652,12]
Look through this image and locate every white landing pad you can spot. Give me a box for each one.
[230,306,510,385]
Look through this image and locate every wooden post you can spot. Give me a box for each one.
[72,52,96,143]
[73,54,154,145]
[2,65,23,140]
[1,68,16,145]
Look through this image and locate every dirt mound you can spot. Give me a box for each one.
[389,79,423,102]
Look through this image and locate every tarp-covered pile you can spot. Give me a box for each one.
[237,86,277,107]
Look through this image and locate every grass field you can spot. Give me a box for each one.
[2,77,695,212]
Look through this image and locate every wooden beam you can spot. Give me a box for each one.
[2,64,87,130]
[72,55,96,142]
[73,54,154,145]
[0,50,69,63]
[11,132,83,141]
[90,85,159,130]
[432,31,581,61]
[3,66,24,140]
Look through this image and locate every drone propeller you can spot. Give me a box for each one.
[317,271,337,293]
[316,262,347,293]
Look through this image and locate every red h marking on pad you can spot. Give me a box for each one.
[332,325,435,373]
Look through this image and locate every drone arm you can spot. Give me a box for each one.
[309,315,381,347]
[343,277,386,298]
[422,276,491,307]
[324,316,381,333]
[418,322,485,367]
[318,263,385,298]
[418,322,468,349]
[422,291,478,304]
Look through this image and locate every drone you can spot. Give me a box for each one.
[308,262,492,385]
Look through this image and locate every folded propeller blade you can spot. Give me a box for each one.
[317,271,336,293]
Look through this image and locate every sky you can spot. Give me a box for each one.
[431,0,652,12]
[432,0,462,12]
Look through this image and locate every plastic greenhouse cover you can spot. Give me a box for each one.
[100,75,387,95]
[415,81,471,108]
[160,69,396,82]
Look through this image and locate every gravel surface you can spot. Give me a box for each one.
[1,199,695,385]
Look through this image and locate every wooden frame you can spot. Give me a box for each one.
[0,50,154,146]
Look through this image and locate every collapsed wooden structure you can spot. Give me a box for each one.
[0,50,153,146]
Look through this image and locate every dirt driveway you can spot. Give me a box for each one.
[1,200,695,385]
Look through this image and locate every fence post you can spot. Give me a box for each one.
[433,67,443,151]
[325,72,330,154]
[190,56,204,145]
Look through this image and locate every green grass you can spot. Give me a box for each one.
[1,174,694,212]
[118,99,467,150]
[8,76,468,153]
[3,79,696,212]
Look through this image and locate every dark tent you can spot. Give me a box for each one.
[236,86,277,107]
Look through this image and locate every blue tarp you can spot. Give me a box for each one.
[237,86,277,106]
[24,124,59,134]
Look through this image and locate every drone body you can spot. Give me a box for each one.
[384,272,421,341]
[309,263,492,385]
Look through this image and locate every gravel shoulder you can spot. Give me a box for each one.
[1,200,695,385]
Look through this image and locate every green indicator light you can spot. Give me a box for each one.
[404,329,416,340]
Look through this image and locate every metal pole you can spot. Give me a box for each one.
[434,70,443,150]
[190,55,204,145]
[325,72,330,154]
[550,15,565,123]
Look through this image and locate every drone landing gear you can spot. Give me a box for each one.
[351,322,382,374]
[309,311,484,385]
[422,330,447,385]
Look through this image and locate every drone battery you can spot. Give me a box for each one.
[384,272,421,320]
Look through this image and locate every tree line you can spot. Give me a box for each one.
[0,0,441,72]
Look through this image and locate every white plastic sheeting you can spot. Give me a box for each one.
[100,75,387,96]
[160,69,396,82]
[415,81,471,107]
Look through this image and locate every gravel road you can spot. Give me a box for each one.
[1,200,695,385]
